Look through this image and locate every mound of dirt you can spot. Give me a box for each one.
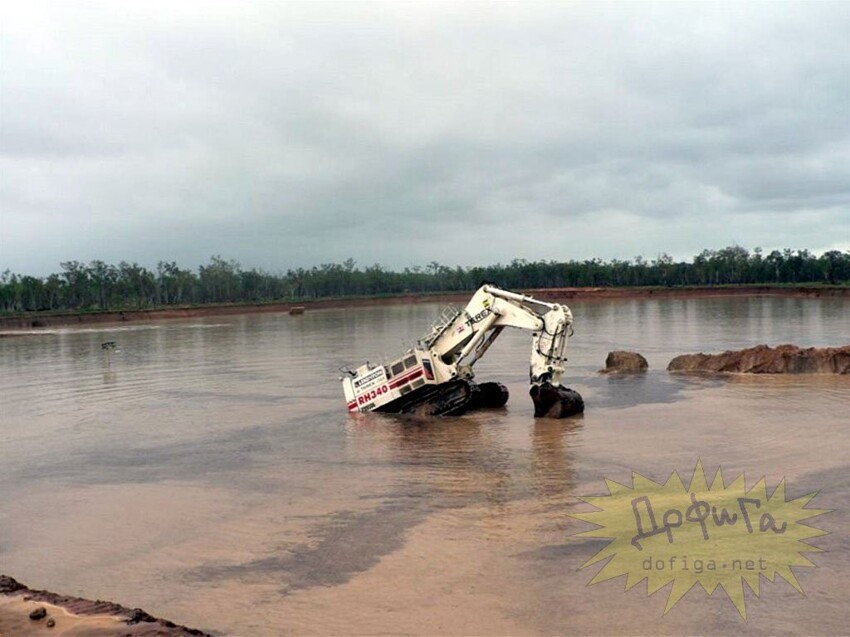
[667,344,850,374]
[600,351,649,373]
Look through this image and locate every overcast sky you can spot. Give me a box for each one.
[1,1,848,276]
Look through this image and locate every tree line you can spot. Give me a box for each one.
[1,246,848,314]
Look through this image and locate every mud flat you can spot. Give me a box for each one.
[668,343,850,374]
[1,285,847,331]
[0,575,210,636]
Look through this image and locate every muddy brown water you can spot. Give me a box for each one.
[1,296,849,636]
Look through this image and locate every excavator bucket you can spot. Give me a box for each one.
[529,383,584,418]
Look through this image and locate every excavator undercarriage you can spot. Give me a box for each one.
[373,379,510,417]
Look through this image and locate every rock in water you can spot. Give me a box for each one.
[668,344,850,374]
[601,351,648,373]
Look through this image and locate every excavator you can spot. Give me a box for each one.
[341,284,584,418]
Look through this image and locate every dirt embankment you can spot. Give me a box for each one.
[529,284,850,302]
[668,344,850,374]
[1,285,848,331]
[0,295,469,330]
[0,574,210,636]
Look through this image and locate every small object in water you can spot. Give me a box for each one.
[102,341,117,368]
[289,306,306,315]
[29,606,47,620]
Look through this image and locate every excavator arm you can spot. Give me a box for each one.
[428,285,567,378]
[424,285,583,417]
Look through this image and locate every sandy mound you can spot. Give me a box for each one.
[667,344,850,374]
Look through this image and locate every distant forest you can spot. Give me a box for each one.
[1,246,849,314]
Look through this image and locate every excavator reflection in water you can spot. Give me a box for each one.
[341,285,584,418]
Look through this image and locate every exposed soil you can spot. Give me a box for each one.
[1,285,847,331]
[667,343,850,374]
[0,575,211,636]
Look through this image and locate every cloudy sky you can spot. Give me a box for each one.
[1,1,848,276]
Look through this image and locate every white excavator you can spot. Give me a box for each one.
[341,284,584,418]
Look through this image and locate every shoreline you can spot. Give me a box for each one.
[0,574,210,636]
[1,284,848,331]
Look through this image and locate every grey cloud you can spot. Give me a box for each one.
[1,1,848,275]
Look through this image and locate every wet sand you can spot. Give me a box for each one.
[0,597,126,637]
[0,575,209,636]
